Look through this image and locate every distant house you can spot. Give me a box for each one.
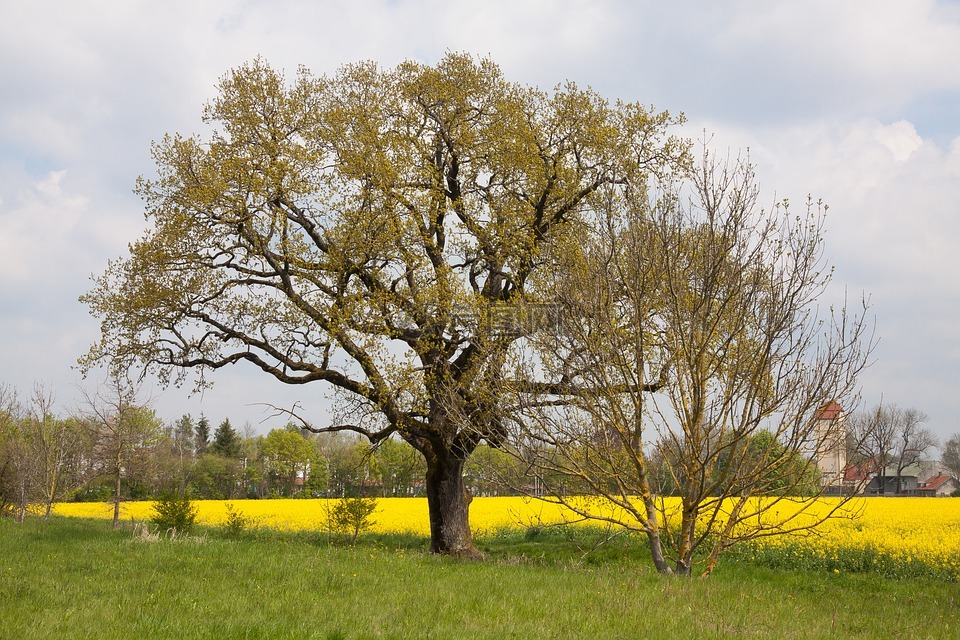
[828,460,871,495]
[844,461,956,496]
[864,474,919,495]
[913,474,960,497]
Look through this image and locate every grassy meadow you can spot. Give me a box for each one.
[3,509,960,639]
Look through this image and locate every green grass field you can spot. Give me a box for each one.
[1,517,958,639]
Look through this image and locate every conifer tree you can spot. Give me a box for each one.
[194,415,210,457]
[211,418,242,459]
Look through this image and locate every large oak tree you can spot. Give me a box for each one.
[81,54,686,556]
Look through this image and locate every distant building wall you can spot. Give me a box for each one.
[814,402,846,487]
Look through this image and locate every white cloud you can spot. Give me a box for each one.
[0,168,87,282]
[1,0,959,436]
[874,121,925,163]
[699,117,960,289]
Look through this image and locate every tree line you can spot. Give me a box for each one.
[0,380,426,522]
[6,376,951,518]
[1,377,562,522]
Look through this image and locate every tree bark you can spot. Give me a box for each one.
[112,460,121,528]
[641,497,673,574]
[16,479,27,523]
[424,451,482,559]
[675,504,697,576]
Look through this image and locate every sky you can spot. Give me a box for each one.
[1,0,958,441]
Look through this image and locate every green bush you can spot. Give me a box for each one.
[220,503,251,538]
[326,496,378,544]
[150,494,198,534]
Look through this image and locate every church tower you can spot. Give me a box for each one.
[814,401,847,488]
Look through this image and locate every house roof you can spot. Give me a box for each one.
[916,474,956,491]
[818,401,843,420]
[843,460,874,482]
[844,460,877,482]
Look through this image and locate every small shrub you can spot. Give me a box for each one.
[326,496,378,544]
[220,503,251,538]
[150,493,198,534]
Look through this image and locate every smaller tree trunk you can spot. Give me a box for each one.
[16,480,27,523]
[646,528,673,574]
[675,504,697,576]
[43,475,57,519]
[641,496,673,574]
[112,464,122,528]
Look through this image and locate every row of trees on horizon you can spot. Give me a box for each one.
[0,380,434,524]
[4,377,959,526]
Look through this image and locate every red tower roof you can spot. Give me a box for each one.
[817,401,843,420]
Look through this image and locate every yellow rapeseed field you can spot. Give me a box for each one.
[52,496,573,536]
[741,497,960,579]
[53,496,960,578]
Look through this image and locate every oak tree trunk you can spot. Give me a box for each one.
[424,451,482,558]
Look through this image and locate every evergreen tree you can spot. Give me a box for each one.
[194,415,210,457]
[211,418,241,459]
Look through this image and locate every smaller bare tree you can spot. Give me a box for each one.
[79,375,163,527]
[942,433,960,480]
[848,405,896,494]
[23,384,89,517]
[508,147,874,576]
[893,408,936,494]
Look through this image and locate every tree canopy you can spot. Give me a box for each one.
[80,53,687,556]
